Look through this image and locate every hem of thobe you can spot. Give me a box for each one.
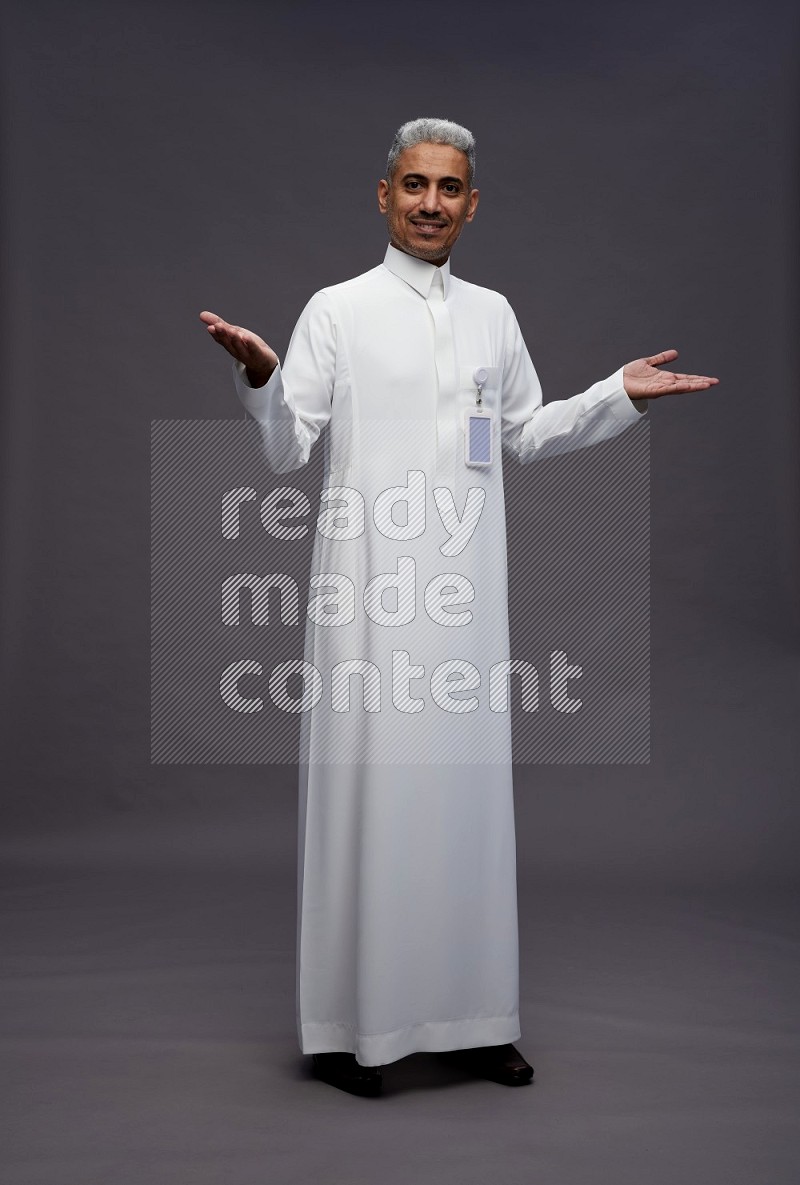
[299,1015,522,1066]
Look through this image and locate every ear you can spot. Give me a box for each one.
[377,178,390,215]
[465,188,480,223]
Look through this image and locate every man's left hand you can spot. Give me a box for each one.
[623,349,719,400]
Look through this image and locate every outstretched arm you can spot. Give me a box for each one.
[500,301,719,464]
[500,302,643,463]
[199,293,337,474]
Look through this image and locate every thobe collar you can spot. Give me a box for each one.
[382,242,452,300]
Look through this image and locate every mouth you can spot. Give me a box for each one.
[411,221,446,236]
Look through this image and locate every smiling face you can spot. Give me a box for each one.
[377,142,479,265]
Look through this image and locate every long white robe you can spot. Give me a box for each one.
[233,243,646,1065]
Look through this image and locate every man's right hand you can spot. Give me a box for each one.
[199,310,279,389]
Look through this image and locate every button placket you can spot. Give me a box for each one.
[426,269,459,486]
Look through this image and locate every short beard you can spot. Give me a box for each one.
[403,239,448,262]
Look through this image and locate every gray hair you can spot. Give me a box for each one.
[386,117,476,189]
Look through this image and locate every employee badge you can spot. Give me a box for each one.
[464,366,494,468]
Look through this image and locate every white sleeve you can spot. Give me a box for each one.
[499,299,647,465]
[232,289,336,474]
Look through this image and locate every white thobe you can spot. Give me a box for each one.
[233,243,647,1065]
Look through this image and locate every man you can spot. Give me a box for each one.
[200,118,718,1098]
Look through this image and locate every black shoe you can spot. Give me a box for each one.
[439,1042,534,1086]
[311,1052,383,1097]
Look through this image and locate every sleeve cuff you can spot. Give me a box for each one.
[232,358,283,420]
[602,365,648,426]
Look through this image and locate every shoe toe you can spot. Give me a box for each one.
[311,1053,383,1097]
[439,1043,534,1086]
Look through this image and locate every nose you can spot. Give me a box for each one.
[419,183,442,215]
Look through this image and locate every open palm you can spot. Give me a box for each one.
[199,310,278,387]
[623,349,719,400]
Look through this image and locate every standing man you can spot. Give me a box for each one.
[200,117,718,1098]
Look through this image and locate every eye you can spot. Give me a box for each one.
[443,184,460,194]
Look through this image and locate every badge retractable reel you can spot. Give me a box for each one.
[464,367,494,468]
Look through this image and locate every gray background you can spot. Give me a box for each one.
[1,0,798,1181]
